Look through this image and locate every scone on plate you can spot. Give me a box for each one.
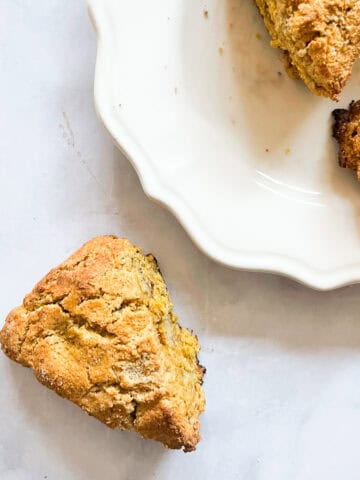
[254,0,360,100]
[332,100,360,179]
[0,236,205,452]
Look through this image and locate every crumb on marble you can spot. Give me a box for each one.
[203,9,209,18]
[285,147,291,154]
[218,47,224,55]
[256,33,262,40]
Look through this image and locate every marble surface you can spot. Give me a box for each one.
[1,2,360,479]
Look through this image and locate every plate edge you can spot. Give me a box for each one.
[87,0,360,291]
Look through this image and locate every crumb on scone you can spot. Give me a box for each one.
[254,0,360,100]
[0,236,205,452]
[332,100,360,179]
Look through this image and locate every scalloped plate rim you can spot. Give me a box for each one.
[88,0,360,291]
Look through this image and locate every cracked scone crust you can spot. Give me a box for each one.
[254,0,360,99]
[0,236,205,452]
[332,100,360,179]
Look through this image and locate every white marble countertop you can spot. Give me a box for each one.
[1,2,360,479]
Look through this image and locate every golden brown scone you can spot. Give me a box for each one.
[0,236,205,452]
[332,100,360,179]
[254,0,360,100]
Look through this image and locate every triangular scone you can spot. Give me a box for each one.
[0,236,205,452]
[332,100,360,179]
[254,0,360,100]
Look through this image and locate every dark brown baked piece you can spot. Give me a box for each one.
[332,100,360,179]
[0,236,205,451]
[254,0,360,100]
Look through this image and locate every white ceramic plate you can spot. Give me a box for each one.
[88,0,360,290]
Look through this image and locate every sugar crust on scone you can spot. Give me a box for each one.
[0,236,205,452]
[254,0,360,100]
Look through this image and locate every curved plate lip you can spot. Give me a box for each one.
[88,0,360,291]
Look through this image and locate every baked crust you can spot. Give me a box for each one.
[0,236,205,451]
[332,100,360,178]
[254,0,360,100]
